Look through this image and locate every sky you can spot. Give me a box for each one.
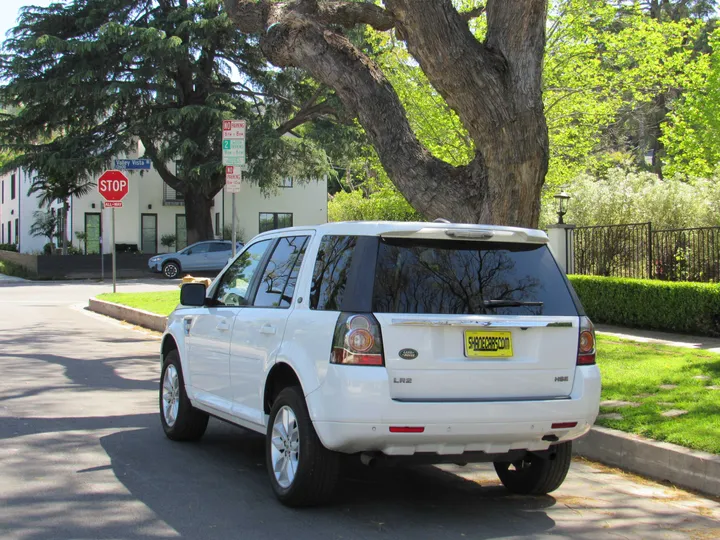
[0,1,53,43]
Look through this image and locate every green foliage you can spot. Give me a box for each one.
[0,258,31,278]
[221,225,244,242]
[550,170,708,229]
[541,168,720,228]
[662,29,720,176]
[328,186,421,223]
[544,0,706,190]
[160,234,176,250]
[29,210,58,244]
[0,243,18,252]
[569,275,720,336]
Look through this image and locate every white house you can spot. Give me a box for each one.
[0,142,328,254]
[0,168,61,253]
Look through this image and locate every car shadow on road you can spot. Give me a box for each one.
[0,352,157,394]
[95,419,560,540]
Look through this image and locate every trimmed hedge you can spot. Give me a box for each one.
[568,275,720,337]
[0,244,18,252]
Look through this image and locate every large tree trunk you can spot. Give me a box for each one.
[184,190,215,246]
[225,0,549,228]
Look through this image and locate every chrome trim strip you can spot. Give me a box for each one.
[390,319,574,328]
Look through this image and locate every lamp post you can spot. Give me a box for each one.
[554,191,571,225]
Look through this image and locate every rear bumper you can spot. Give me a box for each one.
[305,365,601,455]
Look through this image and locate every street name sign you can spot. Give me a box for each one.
[114,158,152,170]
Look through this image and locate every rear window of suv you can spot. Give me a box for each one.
[373,238,578,316]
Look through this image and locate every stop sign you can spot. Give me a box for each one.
[98,170,129,202]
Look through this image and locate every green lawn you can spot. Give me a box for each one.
[596,334,720,454]
[97,290,180,316]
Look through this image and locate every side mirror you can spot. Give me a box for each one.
[180,282,207,307]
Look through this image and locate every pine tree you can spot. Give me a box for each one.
[0,0,341,243]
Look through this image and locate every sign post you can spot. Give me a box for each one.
[97,170,130,293]
[223,120,246,259]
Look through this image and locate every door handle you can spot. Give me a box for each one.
[260,324,276,335]
[216,320,230,332]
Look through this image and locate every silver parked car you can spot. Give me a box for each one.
[148,240,244,279]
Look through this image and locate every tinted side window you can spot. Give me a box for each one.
[310,235,358,310]
[209,242,230,252]
[214,240,272,306]
[254,236,309,308]
[372,239,578,316]
[187,243,210,255]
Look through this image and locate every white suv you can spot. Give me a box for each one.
[159,221,601,506]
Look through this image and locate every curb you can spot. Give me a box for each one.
[574,425,720,497]
[86,299,720,499]
[88,298,169,333]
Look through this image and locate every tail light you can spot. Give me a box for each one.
[577,316,596,365]
[331,313,385,366]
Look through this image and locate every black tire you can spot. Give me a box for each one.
[160,349,209,441]
[162,261,180,279]
[266,386,340,507]
[493,442,572,495]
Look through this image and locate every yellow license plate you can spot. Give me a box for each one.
[464,331,513,358]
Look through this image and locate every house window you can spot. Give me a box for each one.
[1,223,4,243]
[176,214,187,250]
[163,181,184,206]
[215,212,220,236]
[84,213,101,254]
[10,174,16,200]
[259,212,293,233]
[279,177,293,188]
[141,214,158,254]
[7,221,10,244]
[14,218,18,243]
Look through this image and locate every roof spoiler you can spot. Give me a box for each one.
[379,226,546,243]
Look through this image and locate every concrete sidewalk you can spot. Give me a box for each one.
[596,324,720,353]
[0,273,26,283]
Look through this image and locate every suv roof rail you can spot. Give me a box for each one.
[433,218,451,223]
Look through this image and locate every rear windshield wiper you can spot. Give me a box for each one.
[483,300,544,307]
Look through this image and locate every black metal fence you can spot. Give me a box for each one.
[573,223,720,282]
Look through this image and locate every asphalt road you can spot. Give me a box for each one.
[1,279,719,540]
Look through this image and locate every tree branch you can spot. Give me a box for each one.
[139,135,183,192]
[276,101,337,135]
[459,5,486,21]
[316,2,395,30]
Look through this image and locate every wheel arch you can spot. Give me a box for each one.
[163,258,181,270]
[263,362,304,415]
[161,334,179,361]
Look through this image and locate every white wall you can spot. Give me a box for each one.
[213,177,328,243]
[0,170,20,246]
[0,168,52,254]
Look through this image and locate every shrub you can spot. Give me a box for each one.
[160,234,176,253]
[569,275,720,336]
[328,187,422,222]
[0,243,18,252]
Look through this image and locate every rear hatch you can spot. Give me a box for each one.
[372,233,580,401]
